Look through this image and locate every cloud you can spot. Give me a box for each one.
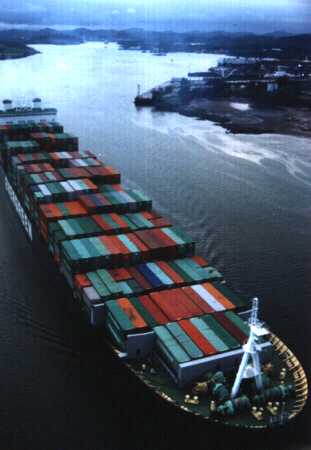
[0,0,310,32]
[26,2,46,13]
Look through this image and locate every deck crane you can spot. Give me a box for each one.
[231,298,267,398]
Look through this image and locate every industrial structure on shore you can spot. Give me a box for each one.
[135,56,311,105]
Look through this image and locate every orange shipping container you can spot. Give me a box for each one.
[117,298,147,329]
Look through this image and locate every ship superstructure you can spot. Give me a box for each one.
[0,98,57,124]
[0,100,308,428]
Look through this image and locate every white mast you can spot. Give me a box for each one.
[231,298,264,398]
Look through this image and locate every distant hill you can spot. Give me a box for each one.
[264,31,293,38]
[0,28,310,59]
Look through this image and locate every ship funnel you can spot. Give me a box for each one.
[3,99,13,112]
[32,98,42,109]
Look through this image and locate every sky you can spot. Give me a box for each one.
[1,0,311,33]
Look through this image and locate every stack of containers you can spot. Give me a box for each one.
[68,157,102,168]
[79,190,152,214]
[58,167,92,180]
[20,162,56,173]
[104,299,249,363]
[13,163,57,207]
[92,211,171,233]
[0,122,63,142]
[152,311,251,384]
[30,132,78,152]
[20,171,64,205]
[3,140,40,171]
[5,140,40,157]
[105,298,154,356]
[49,151,85,168]
[74,259,223,309]
[58,166,121,184]
[85,166,121,184]
[30,178,98,204]
[38,201,89,243]
[9,153,52,184]
[46,151,97,168]
[0,120,252,377]
[27,178,97,223]
[21,171,64,188]
[48,210,172,263]
[99,184,152,212]
[48,216,103,259]
[60,226,195,277]
[133,227,195,258]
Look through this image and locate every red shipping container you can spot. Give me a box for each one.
[150,291,192,321]
[182,286,214,314]
[117,298,147,329]
[152,228,176,247]
[127,233,149,253]
[151,217,171,228]
[156,261,184,284]
[203,283,235,310]
[75,274,92,289]
[192,255,209,267]
[109,213,129,230]
[139,295,168,325]
[213,312,247,344]
[92,215,113,232]
[108,235,131,256]
[134,230,162,250]
[108,268,132,281]
[169,288,203,317]
[99,236,121,256]
[179,319,217,356]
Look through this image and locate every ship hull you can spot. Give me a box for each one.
[1,168,307,429]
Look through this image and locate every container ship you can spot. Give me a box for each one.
[0,99,308,429]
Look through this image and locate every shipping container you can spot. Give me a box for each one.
[154,325,190,364]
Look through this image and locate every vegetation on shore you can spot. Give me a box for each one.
[0,43,38,60]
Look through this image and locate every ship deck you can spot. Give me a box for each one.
[124,333,308,429]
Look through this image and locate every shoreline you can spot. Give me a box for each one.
[0,44,39,60]
[1,40,311,139]
[155,98,311,138]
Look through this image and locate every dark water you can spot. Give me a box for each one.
[0,43,310,450]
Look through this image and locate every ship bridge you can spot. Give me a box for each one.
[0,98,57,125]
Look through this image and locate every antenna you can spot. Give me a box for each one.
[249,297,259,326]
[231,298,263,398]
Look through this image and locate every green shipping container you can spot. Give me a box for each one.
[190,317,229,353]
[173,259,203,282]
[166,322,203,359]
[106,300,135,333]
[213,282,247,308]
[130,297,158,328]
[225,311,250,335]
[202,315,240,350]
[86,272,111,298]
[97,269,123,296]
[154,325,190,364]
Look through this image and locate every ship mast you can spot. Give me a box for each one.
[231,298,264,398]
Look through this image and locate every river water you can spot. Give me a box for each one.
[0,43,310,450]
